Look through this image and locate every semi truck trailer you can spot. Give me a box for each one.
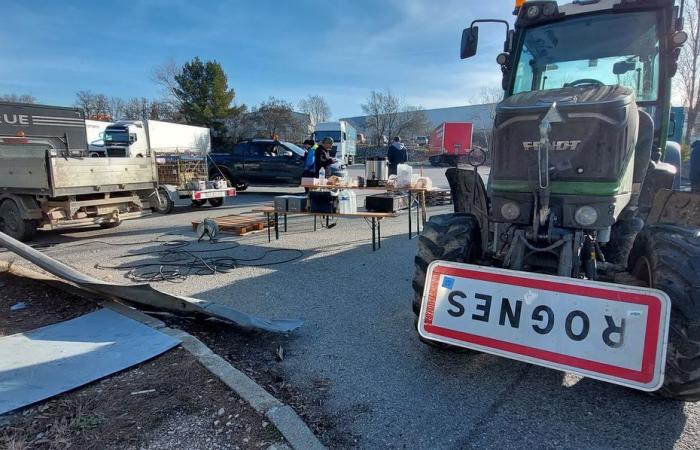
[428,122,473,166]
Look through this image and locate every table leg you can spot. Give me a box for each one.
[284,214,288,232]
[266,212,271,243]
[274,212,279,240]
[314,215,317,231]
[326,215,329,228]
[372,217,376,251]
[378,218,381,249]
[421,191,428,225]
[415,195,420,235]
[408,190,413,239]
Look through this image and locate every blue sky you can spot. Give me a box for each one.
[0,0,514,119]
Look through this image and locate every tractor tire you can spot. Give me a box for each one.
[628,224,700,401]
[412,213,482,315]
[152,188,174,214]
[208,197,224,207]
[0,199,37,242]
[605,217,644,266]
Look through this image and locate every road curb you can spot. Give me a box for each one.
[0,262,326,450]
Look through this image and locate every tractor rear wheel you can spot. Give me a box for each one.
[628,224,700,401]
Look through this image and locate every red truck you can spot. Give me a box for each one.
[428,122,473,166]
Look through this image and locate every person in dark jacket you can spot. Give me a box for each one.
[315,137,336,177]
[387,136,408,175]
[692,140,700,192]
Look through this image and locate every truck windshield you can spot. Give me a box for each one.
[313,131,342,143]
[512,11,660,101]
[103,129,129,144]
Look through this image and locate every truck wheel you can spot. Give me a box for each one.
[604,217,644,266]
[191,200,207,207]
[208,197,224,207]
[0,199,36,241]
[99,220,121,229]
[413,213,482,351]
[153,188,174,214]
[628,224,700,401]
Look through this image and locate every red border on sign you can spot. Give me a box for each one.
[423,265,663,384]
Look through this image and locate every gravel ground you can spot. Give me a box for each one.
[2,166,698,449]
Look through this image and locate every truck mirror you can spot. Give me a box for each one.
[461,26,479,59]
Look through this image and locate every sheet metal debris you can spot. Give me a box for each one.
[0,232,303,333]
[0,308,179,415]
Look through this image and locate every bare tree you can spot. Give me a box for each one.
[360,89,428,146]
[75,91,111,118]
[298,95,331,126]
[678,0,700,144]
[254,97,298,139]
[151,58,183,111]
[107,97,125,121]
[0,93,37,103]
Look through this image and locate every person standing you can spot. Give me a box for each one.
[315,137,336,177]
[302,139,317,177]
[387,136,408,176]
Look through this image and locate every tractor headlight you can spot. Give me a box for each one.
[574,206,598,227]
[526,4,540,18]
[501,202,521,221]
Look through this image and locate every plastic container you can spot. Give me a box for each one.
[338,189,352,213]
[319,167,326,183]
[397,164,413,187]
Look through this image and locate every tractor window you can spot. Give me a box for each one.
[512,11,660,101]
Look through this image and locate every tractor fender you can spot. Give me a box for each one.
[0,194,42,221]
[662,141,682,190]
[446,167,490,256]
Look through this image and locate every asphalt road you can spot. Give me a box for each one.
[3,165,698,449]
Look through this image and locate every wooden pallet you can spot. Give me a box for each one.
[426,189,452,206]
[192,214,266,236]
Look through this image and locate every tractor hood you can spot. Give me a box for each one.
[492,84,638,188]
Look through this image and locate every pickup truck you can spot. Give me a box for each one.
[210,139,342,190]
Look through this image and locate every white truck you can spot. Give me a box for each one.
[313,121,357,166]
[103,120,235,213]
[0,102,156,241]
[85,119,113,157]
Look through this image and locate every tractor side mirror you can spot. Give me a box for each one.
[668,112,676,139]
[461,26,479,59]
[613,60,636,75]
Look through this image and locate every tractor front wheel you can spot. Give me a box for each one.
[628,224,700,401]
[412,213,482,351]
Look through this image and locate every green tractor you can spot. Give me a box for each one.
[413,0,700,401]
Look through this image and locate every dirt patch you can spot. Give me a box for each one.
[169,318,359,449]
[0,272,97,336]
[0,274,285,450]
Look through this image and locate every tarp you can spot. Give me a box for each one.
[0,309,179,414]
[0,231,303,333]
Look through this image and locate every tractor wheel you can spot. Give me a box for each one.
[605,217,644,266]
[0,199,36,242]
[628,224,700,401]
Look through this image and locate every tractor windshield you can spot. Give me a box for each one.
[512,11,660,102]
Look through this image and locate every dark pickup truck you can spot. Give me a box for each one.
[209,139,344,190]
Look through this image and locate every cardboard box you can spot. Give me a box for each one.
[301,177,320,187]
[274,196,291,212]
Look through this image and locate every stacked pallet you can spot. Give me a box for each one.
[192,214,266,236]
[426,189,452,206]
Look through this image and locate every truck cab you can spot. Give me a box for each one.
[103,121,149,157]
[313,121,357,166]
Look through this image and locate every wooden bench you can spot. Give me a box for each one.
[252,207,399,251]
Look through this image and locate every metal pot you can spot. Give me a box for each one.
[365,157,389,181]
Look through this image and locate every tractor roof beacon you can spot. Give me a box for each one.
[413,0,700,401]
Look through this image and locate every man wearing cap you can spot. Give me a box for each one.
[315,137,337,177]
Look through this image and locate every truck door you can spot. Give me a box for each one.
[261,143,304,185]
[244,142,269,183]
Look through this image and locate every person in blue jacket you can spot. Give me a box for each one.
[302,139,316,177]
[387,136,408,176]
